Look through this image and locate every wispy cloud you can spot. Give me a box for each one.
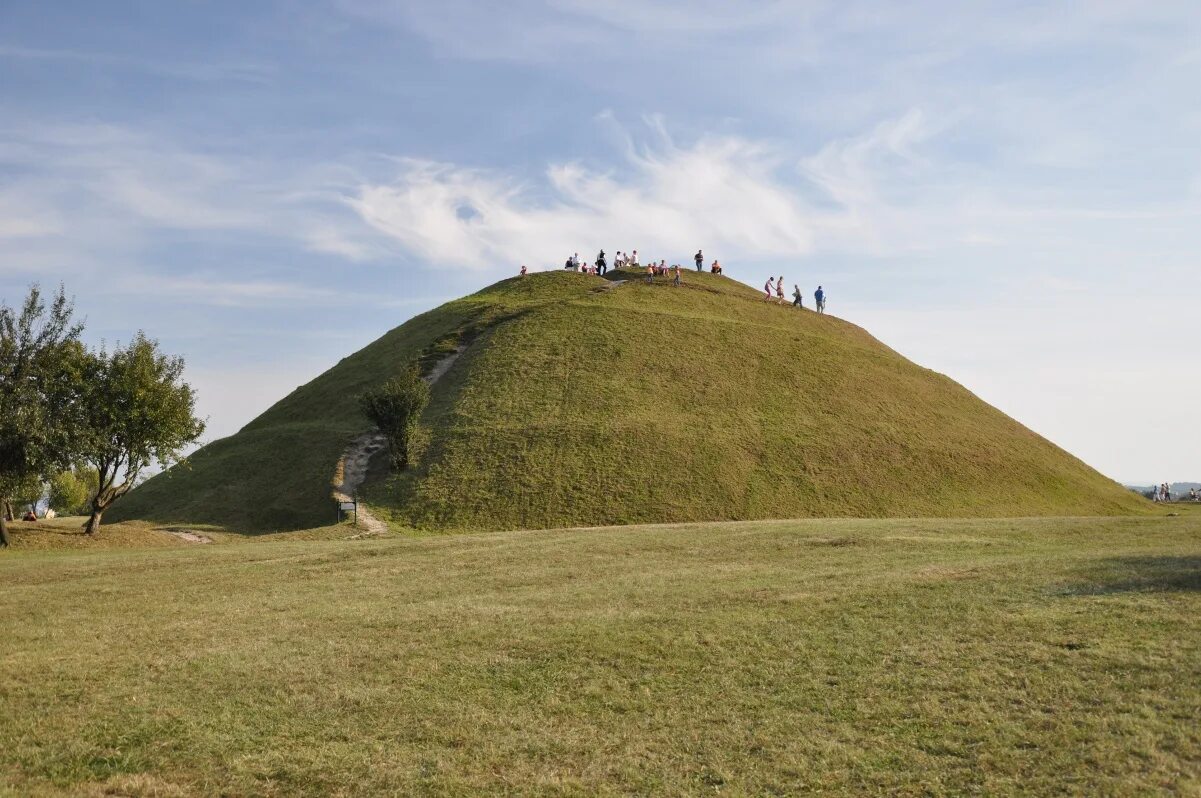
[0,44,274,83]
[0,120,381,268]
[346,120,813,269]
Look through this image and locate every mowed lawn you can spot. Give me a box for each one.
[2,514,1200,796]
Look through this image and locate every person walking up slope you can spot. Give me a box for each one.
[775,277,785,304]
[792,284,804,308]
[764,277,773,301]
[815,285,826,314]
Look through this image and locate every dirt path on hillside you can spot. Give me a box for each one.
[160,527,213,544]
[331,347,465,536]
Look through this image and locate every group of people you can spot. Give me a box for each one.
[1149,483,1197,502]
[763,277,827,314]
[525,250,829,313]
[12,505,53,522]
[546,249,725,277]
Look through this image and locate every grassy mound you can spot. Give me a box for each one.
[112,270,1145,532]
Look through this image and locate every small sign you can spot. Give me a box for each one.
[339,501,356,511]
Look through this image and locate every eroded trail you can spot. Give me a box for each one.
[331,346,465,535]
[159,527,214,544]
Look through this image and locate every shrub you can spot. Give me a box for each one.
[359,367,429,470]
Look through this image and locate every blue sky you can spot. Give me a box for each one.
[1,1,1198,483]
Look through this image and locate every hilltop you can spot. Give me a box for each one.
[111,269,1146,532]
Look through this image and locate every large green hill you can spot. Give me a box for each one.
[112,270,1146,532]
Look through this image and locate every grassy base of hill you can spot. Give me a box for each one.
[2,514,1198,796]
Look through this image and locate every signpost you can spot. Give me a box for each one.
[338,496,358,526]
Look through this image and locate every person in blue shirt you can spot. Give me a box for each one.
[815,285,826,314]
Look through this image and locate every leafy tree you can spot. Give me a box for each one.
[13,476,46,516]
[1,473,44,522]
[75,333,205,535]
[359,368,430,470]
[0,285,83,547]
[49,467,98,516]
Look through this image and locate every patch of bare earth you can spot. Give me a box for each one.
[160,527,213,544]
[331,346,465,537]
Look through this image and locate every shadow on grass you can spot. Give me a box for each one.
[1060,556,1201,596]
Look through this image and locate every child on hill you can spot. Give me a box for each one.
[645,263,654,284]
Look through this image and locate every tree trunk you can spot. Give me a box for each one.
[85,508,103,535]
[0,511,9,548]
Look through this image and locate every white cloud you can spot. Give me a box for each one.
[0,120,385,276]
[0,196,63,239]
[346,125,814,269]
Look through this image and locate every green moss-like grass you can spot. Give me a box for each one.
[112,270,1146,532]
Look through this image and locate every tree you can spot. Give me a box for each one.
[1,473,44,522]
[12,476,45,516]
[359,368,430,471]
[75,333,205,535]
[49,467,98,516]
[0,285,83,547]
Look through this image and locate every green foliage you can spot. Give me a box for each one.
[113,271,1145,533]
[11,474,45,511]
[0,515,1198,794]
[0,284,83,543]
[49,467,98,516]
[75,333,205,533]
[359,367,429,470]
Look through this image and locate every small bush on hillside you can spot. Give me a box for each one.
[359,367,429,471]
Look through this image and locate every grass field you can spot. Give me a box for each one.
[3,513,1198,796]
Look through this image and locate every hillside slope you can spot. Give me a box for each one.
[112,270,1146,532]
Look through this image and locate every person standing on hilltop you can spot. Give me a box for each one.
[695,250,704,272]
[631,249,639,267]
[792,284,804,308]
[596,250,607,275]
[520,265,528,277]
[672,264,682,287]
[815,285,826,314]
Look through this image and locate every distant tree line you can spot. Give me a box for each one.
[0,285,205,546]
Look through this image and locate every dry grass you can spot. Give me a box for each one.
[2,514,1198,795]
[3,517,193,551]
